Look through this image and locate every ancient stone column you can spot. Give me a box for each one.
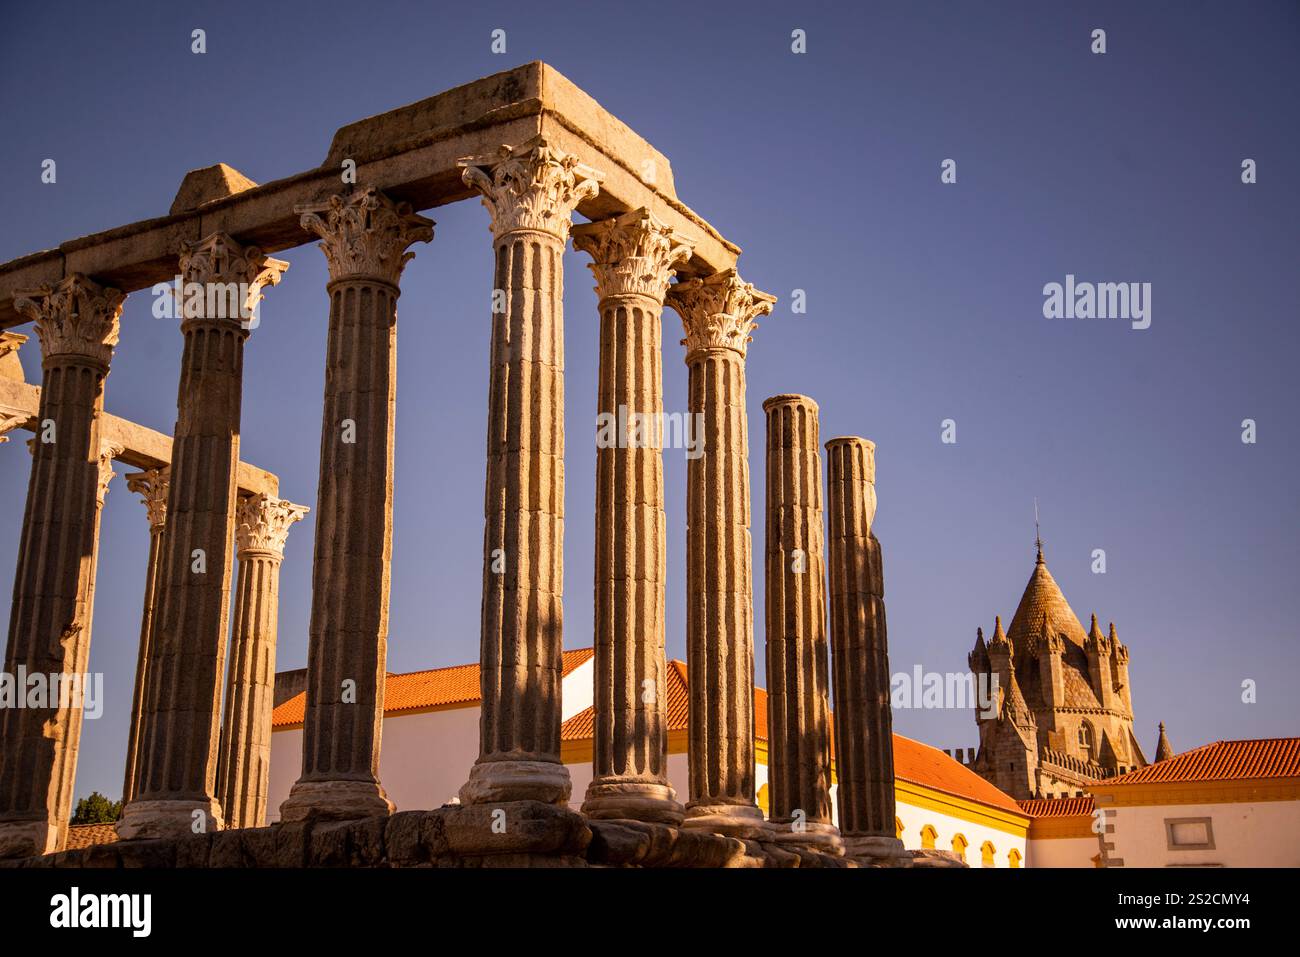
[824,437,909,864]
[218,493,308,829]
[665,269,775,837]
[572,209,693,823]
[0,275,122,858]
[458,137,602,806]
[119,235,287,840]
[121,468,168,805]
[279,188,431,823]
[762,394,840,852]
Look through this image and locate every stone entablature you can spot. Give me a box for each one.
[0,63,738,332]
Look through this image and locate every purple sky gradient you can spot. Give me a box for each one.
[1,0,1297,802]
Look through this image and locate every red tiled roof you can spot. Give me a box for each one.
[65,822,119,849]
[892,734,1024,814]
[1018,796,1095,817]
[561,659,1024,816]
[1098,738,1300,786]
[272,647,594,728]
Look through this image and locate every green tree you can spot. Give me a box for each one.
[70,791,122,825]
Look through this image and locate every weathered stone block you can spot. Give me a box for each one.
[208,830,248,868]
[273,822,311,868]
[586,821,651,866]
[443,801,590,857]
[174,833,212,868]
[239,826,280,867]
[351,816,388,867]
[384,811,428,866]
[117,838,176,869]
[308,821,353,868]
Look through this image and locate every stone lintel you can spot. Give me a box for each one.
[0,376,277,495]
[0,62,738,330]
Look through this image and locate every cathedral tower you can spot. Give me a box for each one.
[967,543,1148,800]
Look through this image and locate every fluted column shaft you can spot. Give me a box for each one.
[281,188,431,823]
[122,468,168,804]
[667,269,775,837]
[573,210,692,823]
[459,136,602,806]
[218,494,307,828]
[120,233,286,840]
[825,436,908,863]
[763,395,840,852]
[0,275,121,859]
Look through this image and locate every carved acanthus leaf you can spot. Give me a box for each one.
[666,269,776,359]
[571,208,695,301]
[236,493,309,557]
[126,467,170,530]
[297,187,433,285]
[460,136,603,243]
[177,232,289,328]
[13,275,123,367]
[97,442,124,506]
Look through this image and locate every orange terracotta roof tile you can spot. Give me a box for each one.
[1018,796,1095,817]
[892,734,1024,814]
[272,647,594,729]
[1097,738,1300,786]
[65,822,119,849]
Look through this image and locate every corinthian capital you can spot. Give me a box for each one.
[297,187,434,285]
[460,136,603,243]
[666,268,776,360]
[0,331,27,364]
[97,442,124,506]
[126,467,170,531]
[571,208,695,302]
[177,232,289,329]
[235,493,309,558]
[13,275,124,368]
[0,407,28,443]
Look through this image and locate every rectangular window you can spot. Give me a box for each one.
[1164,817,1215,851]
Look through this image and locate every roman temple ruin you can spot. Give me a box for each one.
[0,63,911,868]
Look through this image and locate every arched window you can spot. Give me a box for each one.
[920,825,937,850]
[895,817,904,840]
[1078,721,1094,755]
[1008,848,1022,869]
[980,841,996,868]
[951,833,968,863]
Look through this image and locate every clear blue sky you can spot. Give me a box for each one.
[1,0,1296,802]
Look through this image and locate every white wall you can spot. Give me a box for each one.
[267,705,483,821]
[1026,835,1097,868]
[269,663,599,820]
[1106,799,1300,868]
[895,797,1026,867]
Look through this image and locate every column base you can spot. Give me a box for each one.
[843,834,912,866]
[0,818,59,859]
[278,778,394,823]
[116,798,224,841]
[680,802,771,839]
[459,759,571,806]
[773,820,845,855]
[582,778,684,825]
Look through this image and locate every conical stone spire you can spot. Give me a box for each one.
[1155,722,1174,762]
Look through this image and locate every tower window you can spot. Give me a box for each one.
[1078,722,1094,752]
